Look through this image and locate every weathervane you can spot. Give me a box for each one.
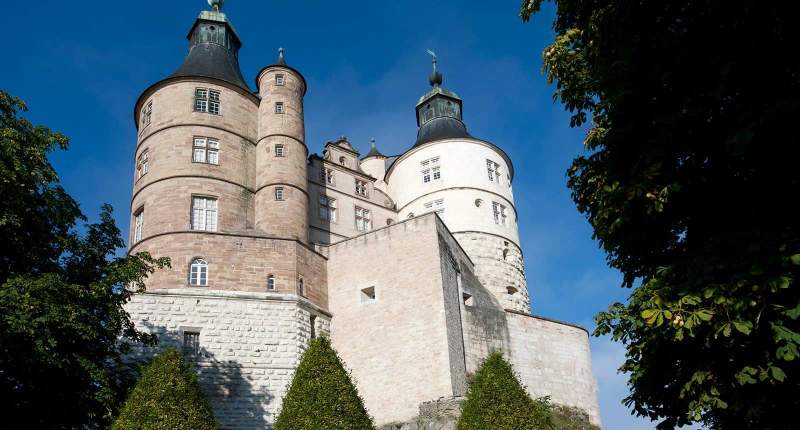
[208,0,224,12]
[426,49,443,87]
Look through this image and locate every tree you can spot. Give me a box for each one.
[112,349,218,430]
[0,90,170,428]
[457,352,552,430]
[274,336,373,430]
[521,1,800,428]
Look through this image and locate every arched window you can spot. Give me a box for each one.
[267,274,275,291]
[297,277,304,296]
[189,258,208,286]
[339,156,346,166]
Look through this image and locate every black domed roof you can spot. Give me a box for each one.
[171,10,251,92]
[414,116,472,147]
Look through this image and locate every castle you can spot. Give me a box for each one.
[124,2,600,428]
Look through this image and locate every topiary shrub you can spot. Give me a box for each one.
[551,404,600,430]
[275,336,374,430]
[457,351,553,430]
[112,348,218,430]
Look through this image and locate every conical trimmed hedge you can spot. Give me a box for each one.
[275,336,374,430]
[457,352,552,430]
[112,348,218,430]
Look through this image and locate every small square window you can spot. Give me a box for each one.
[275,102,284,114]
[360,286,376,303]
[275,144,285,157]
[183,331,200,355]
[267,274,276,291]
[275,187,284,201]
[463,292,474,307]
[276,74,285,86]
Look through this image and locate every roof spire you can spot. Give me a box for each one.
[370,137,376,148]
[426,49,443,87]
[208,0,224,12]
[276,47,286,65]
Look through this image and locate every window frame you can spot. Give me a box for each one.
[275,74,285,86]
[141,101,152,128]
[192,137,220,165]
[354,206,372,232]
[355,179,368,197]
[183,331,201,355]
[319,195,337,222]
[487,160,501,184]
[136,149,149,181]
[134,208,144,242]
[275,102,284,114]
[191,196,218,232]
[194,88,221,115]
[267,274,276,291]
[275,144,285,157]
[189,258,209,286]
[275,187,285,201]
[424,198,445,215]
[421,157,441,184]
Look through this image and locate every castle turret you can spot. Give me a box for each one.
[386,55,530,313]
[254,48,309,241]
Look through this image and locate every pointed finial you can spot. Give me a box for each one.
[208,0,224,12]
[276,47,286,65]
[426,49,443,87]
[370,137,376,148]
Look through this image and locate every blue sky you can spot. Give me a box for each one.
[2,0,666,428]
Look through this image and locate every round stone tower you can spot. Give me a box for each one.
[254,49,309,241]
[386,57,530,313]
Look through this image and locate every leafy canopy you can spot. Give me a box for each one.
[274,336,374,430]
[0,89,170,428]
[457,352,553,430]
[521,1,800,428]
[112,349,218,430]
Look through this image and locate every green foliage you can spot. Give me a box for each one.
[457,352,553,430]
[0,90,170,428]
[551,404,600,430]
[521,1,800,428]
[112,349,218,430]
[275,336,374,430]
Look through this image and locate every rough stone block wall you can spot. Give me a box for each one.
[326,214,465,425]
[125,289,330,429]
[504,313,601,426]
[454,232,530,313]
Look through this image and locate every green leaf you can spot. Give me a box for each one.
[696,309,714,321]
[733,321,753,335]
[786,304,800,320]
[790,254,800,265]
[770,366,786,382]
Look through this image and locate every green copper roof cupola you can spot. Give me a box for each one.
[170,0,250,92]
[413,51,472,146]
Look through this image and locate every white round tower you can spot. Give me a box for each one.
[386,58,530,313]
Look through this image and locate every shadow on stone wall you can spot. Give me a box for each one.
[130,322,271,429]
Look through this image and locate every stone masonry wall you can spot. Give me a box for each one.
[505,313,601,426]
[326,214,465,425]
[125,288,330,430]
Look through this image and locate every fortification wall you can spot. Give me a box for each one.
[125,289,330,430]
[504,313,601,426]
[326,214,466,425]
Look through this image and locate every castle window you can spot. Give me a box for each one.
[424,198,445,215]
[462,292,474,307]
[360,286,376,304]
[339,156,347,166]
[275,187,284,201]
[194,88,220,115]
[297,277,304,296]
[492,201,507,226]
[136,150,149,180]
[319,195,336,222]
[355,206,371,232]
[141,101,152,128]
[355,179,368,197]
[189,258,208,286]
[191,197,218,231]
[275,102,284,114]
[267,274,275,291]
[507,286,519,295]
[275,74,285,86]
[487,160,501,184]
[310,315,317,338]
[192,137,219,165]
[321,167,334,185]
[421,157,441,183]
[134,208,144,243]
[183,331,200,355]
[275,144,285,157]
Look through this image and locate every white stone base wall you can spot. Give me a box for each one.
[125,288,330,430]
[454,232,530,313]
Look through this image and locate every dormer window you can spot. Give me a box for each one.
[355,179,368,197]
[275,74,285,86]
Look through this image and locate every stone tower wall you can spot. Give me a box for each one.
[255,66,309,241]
